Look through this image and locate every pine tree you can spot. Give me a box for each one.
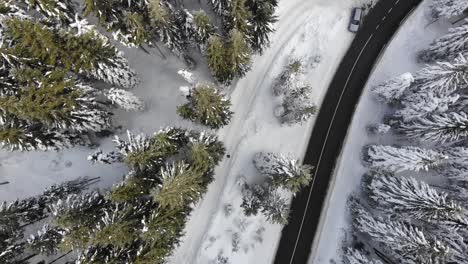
[253,152,313,193]
[225,0,252,36]
[412,55,468,96]
[209,0,231,17]
[105,88,144,111]
[245,0,278,53]
[366,145,448,172]
[227,29,252,79]
[344,248,383,264]
[24,0,76,25]
[430,0,468,20]
[352,205,454,263]
[207,35,230,84]
[371,72,414,103]
[241,183,289,224]
[152,162,205,210]
[192,10,216,48]
[281,86,317,124]
[27,225,64,256]
[395,91,459,122]
[366,172,467,228]
[418,23,468,63]
[272,59,305,96]
[177,84,233,129]
[399,111,468,143]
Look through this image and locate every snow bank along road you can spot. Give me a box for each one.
[274,0,423,263]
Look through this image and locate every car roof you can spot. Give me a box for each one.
[353,8,362,20]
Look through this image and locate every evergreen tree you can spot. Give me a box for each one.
[371,72,414,103]
[245,0,278,53]
[152,162,205,210]
[400,111,468,143]
[395,91,459,122]
[105,88,144,111]
[23,0,75,25]
[280,86,317,124]
[177,84,233,129]
[344,248,383,264]
[366,145,448,172]
[366,172,468,229]
[209,0,231,17]
[227,29,252,79]
[193,10,216,48]
[207,35,231,84]
[418,23,468,63]
[27,225,64,256]
[352,205,454,263]
[253,152,313,193]
[241,183,289,224]
[412,55,468,96]
[430,0,468,20]
[225,0,252,36]
[272,59,305,96]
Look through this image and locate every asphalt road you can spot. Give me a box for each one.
[273,0,423,263]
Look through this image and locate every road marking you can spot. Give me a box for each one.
[376,24,380,30]
[287,32,375,264]
[382,15,387,21]
[388,7,393,14]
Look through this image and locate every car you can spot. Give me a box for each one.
[349,8,363,33]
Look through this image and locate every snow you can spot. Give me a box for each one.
[170,0,362,263]
[308,1,453,263]
[1,0,366,263]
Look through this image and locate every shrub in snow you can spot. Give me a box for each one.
[367,123,391,135]
[177,84,233,129]
[365,145,448,172]
[395,91,459,122]
[399,112,468,143]
[281,86,317,124]
[352,205,454,263]
[418,23,468,63]
[371,72,414,103]
[430,0,468,20]
[105,88,144,111]
[365,172,467,228]
[253,152,313,193]
[344,248,383,264]
[412,55,468,96]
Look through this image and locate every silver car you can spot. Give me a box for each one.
[349,8,363,33]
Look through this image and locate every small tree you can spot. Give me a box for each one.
[430,0,468,20]
[177,84,233,129]
[193,10,216,48]
[241,183,289,225]
[245,0,278,53]
[344,248,383,264]
[227,29,252,79]
[272,59,304,96]
[253,152,313,193]
[394,91,459,122]
[280,86,317,124]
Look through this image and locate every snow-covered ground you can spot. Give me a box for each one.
[308,1,452,263]
[1,0,363,263]
[170,0,368,263]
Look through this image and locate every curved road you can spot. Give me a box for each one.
[274,0,423,263]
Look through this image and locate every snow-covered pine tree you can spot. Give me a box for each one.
[152,162,205,210]
[418,23,468,63]
[394,91,459,122]
[240,183,289,224]
[27,225,64,256]
[344,248,383,264]
[365,145,448,172]
[209,0,231,17]
[224,0,252,37]
[227,29,252,80]
[23,0,75,25]
[430,0,468,20]
[261,188,289,225]
[105,88,144,111]
[412,55,468,96]
[366,172,467,229]
[281,86,317,124]
[89,50,138,89]
[192,10,216,48]
[399,111,468,143]
[253,152,313,193]
[177,84,233,129]
[352,205,454,263]
[272,59,304,96]
[207,35,231,84]
[245,0,278,53]
[371,72,414,103]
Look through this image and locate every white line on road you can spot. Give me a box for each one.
[288,32,375,264]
